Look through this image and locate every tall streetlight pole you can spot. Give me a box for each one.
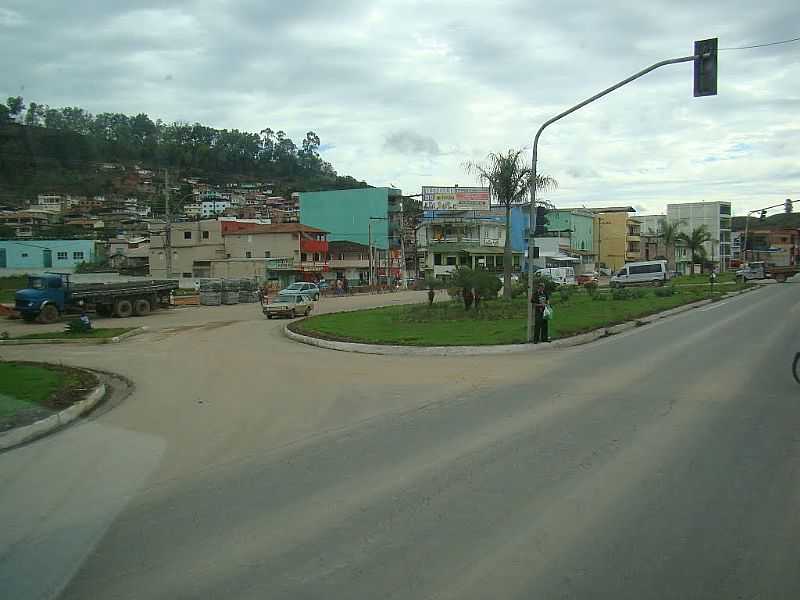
[526,42,717,342]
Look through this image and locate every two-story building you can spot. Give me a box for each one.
[149,219,226,278]
[591,206,638,272]
[416,213,520,278]
[326,240,370,285]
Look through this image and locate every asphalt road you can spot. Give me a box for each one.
[1,285,799,599]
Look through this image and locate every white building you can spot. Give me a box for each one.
[184,203,201,218]
[36,194,63,213]
[667,201,732,271]
[200,199,231,218]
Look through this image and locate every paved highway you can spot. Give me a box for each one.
[1,285,799,599]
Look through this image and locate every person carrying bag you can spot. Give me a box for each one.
[531,283,552,344]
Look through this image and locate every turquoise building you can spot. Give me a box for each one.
[299,187,402,250]
[545,208,596,254]
[0,239,98,270]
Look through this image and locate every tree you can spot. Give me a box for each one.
[656,217,686,273]
[6,96,24,122]
[677,225,712,273]
[464,149,557,299]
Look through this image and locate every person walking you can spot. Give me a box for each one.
[531,283,551,344]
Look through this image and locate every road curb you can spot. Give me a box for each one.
[0,380,106,451]
[284,286,760,356]
[0,326,146,346]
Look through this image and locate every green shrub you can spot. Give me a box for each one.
[630,287,649,299]
[654,285,676,297]
[510,282,528,298]
[558,286,574,303]
[583,281,599,298]
[611,287,633,301]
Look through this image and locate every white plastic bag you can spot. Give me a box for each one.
[543,304,553,320]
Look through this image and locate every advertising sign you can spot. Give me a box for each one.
[421,186,490,211]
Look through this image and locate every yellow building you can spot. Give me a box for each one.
[592,207,638,272]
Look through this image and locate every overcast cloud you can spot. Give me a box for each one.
[2,0,798,215]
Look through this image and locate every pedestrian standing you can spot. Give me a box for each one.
[342,277,349,295]
[531,283,551,343]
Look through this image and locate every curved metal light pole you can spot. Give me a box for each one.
[527,53,702,342]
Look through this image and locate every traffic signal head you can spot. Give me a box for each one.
[694,38,718,97]
[534,206,548,236]
[760,210,767,222]
[786,199,793,214]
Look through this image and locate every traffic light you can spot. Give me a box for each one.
[786,198,793,214]
[759,210,767,222]
[694,38,718,97]
[534,206,548,236]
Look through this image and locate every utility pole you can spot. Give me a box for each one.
[527,40,718,342]
[164,169,172,278]
[368,220,373,288]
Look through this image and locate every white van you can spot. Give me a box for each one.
[611,260,669,287]
[537,266,576,285]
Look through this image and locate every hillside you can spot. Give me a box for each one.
[731,213,800,231]
[0,97,368,207]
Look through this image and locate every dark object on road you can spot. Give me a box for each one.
[14,274,178,324]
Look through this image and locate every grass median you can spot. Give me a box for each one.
[294,285,740,346]
[13,327,135,340]
[0,361,98,430]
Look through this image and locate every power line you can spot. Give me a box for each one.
[719,36,800,51]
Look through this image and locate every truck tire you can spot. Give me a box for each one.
[114,299,134,318]
[133,298,151,316]
[38,304,60,324]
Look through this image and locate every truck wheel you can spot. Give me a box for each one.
[133,298,151,316]
[114,299,134,318]
[38,304,60,324]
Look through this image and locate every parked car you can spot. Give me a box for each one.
[263,294,313,319]
[279,282,320,300]
[610,260,670,287]
[576,271,599,285]
[536,267,576,286]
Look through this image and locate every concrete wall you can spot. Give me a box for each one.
[208,260,267,280]
[300,188,395,248]
[223,232,298,261]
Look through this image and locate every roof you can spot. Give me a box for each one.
[222,222,327,236]
[328,240,370,252]
[588,206,636,214]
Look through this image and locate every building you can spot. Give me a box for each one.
[200,198,231,218]
[539,207,598,272]
[183,203,201,219]
[149,219,225,279]
[0,211,56,237]
[326,240,371,285]
[0,239,97,270]
[300,187,404,281]
[36,195,64,213]
[591,207,638,272]
[416,213,520,278]
[107,236,150,273]
[667,201,732,271]
[220,223,329,286]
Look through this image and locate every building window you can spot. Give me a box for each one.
[513,255,520,267]
[446,255,457,266]
[434,253,442,266]
[73,251,84,260]
[459,255,469,265]
[182,272,192,278]
[202,231,209,239]
[57,251,68,260]
[301,253,308,262]
[21,252,28,258]
[313,253,319,262]
[184,231,192,240]
[264,251,271,258]
[245,251,252,258]
[339,253,345,260]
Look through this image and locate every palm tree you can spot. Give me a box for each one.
[657,217,686,273]
[677,225,712,274]
[464,149,557,299]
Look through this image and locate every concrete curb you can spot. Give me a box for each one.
[0,381,106,451]
[0,326,146,346]
[284,286,760,356]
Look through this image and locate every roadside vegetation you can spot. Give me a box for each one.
[295,281,747,346]
[0,361,98,430]
[0,275,27,304]
[12,327,134,340]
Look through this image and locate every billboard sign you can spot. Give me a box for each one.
[421,186,490,211]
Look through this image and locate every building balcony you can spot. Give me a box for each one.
[329,258,370,268]
[300,238,329,253]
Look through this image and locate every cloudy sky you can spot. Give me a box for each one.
[2,0,798,216]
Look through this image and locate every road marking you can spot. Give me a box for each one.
[699,301,731,312]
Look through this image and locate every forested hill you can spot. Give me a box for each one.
[0,96,368,205]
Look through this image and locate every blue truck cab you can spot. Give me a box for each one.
[15,274,69,323]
